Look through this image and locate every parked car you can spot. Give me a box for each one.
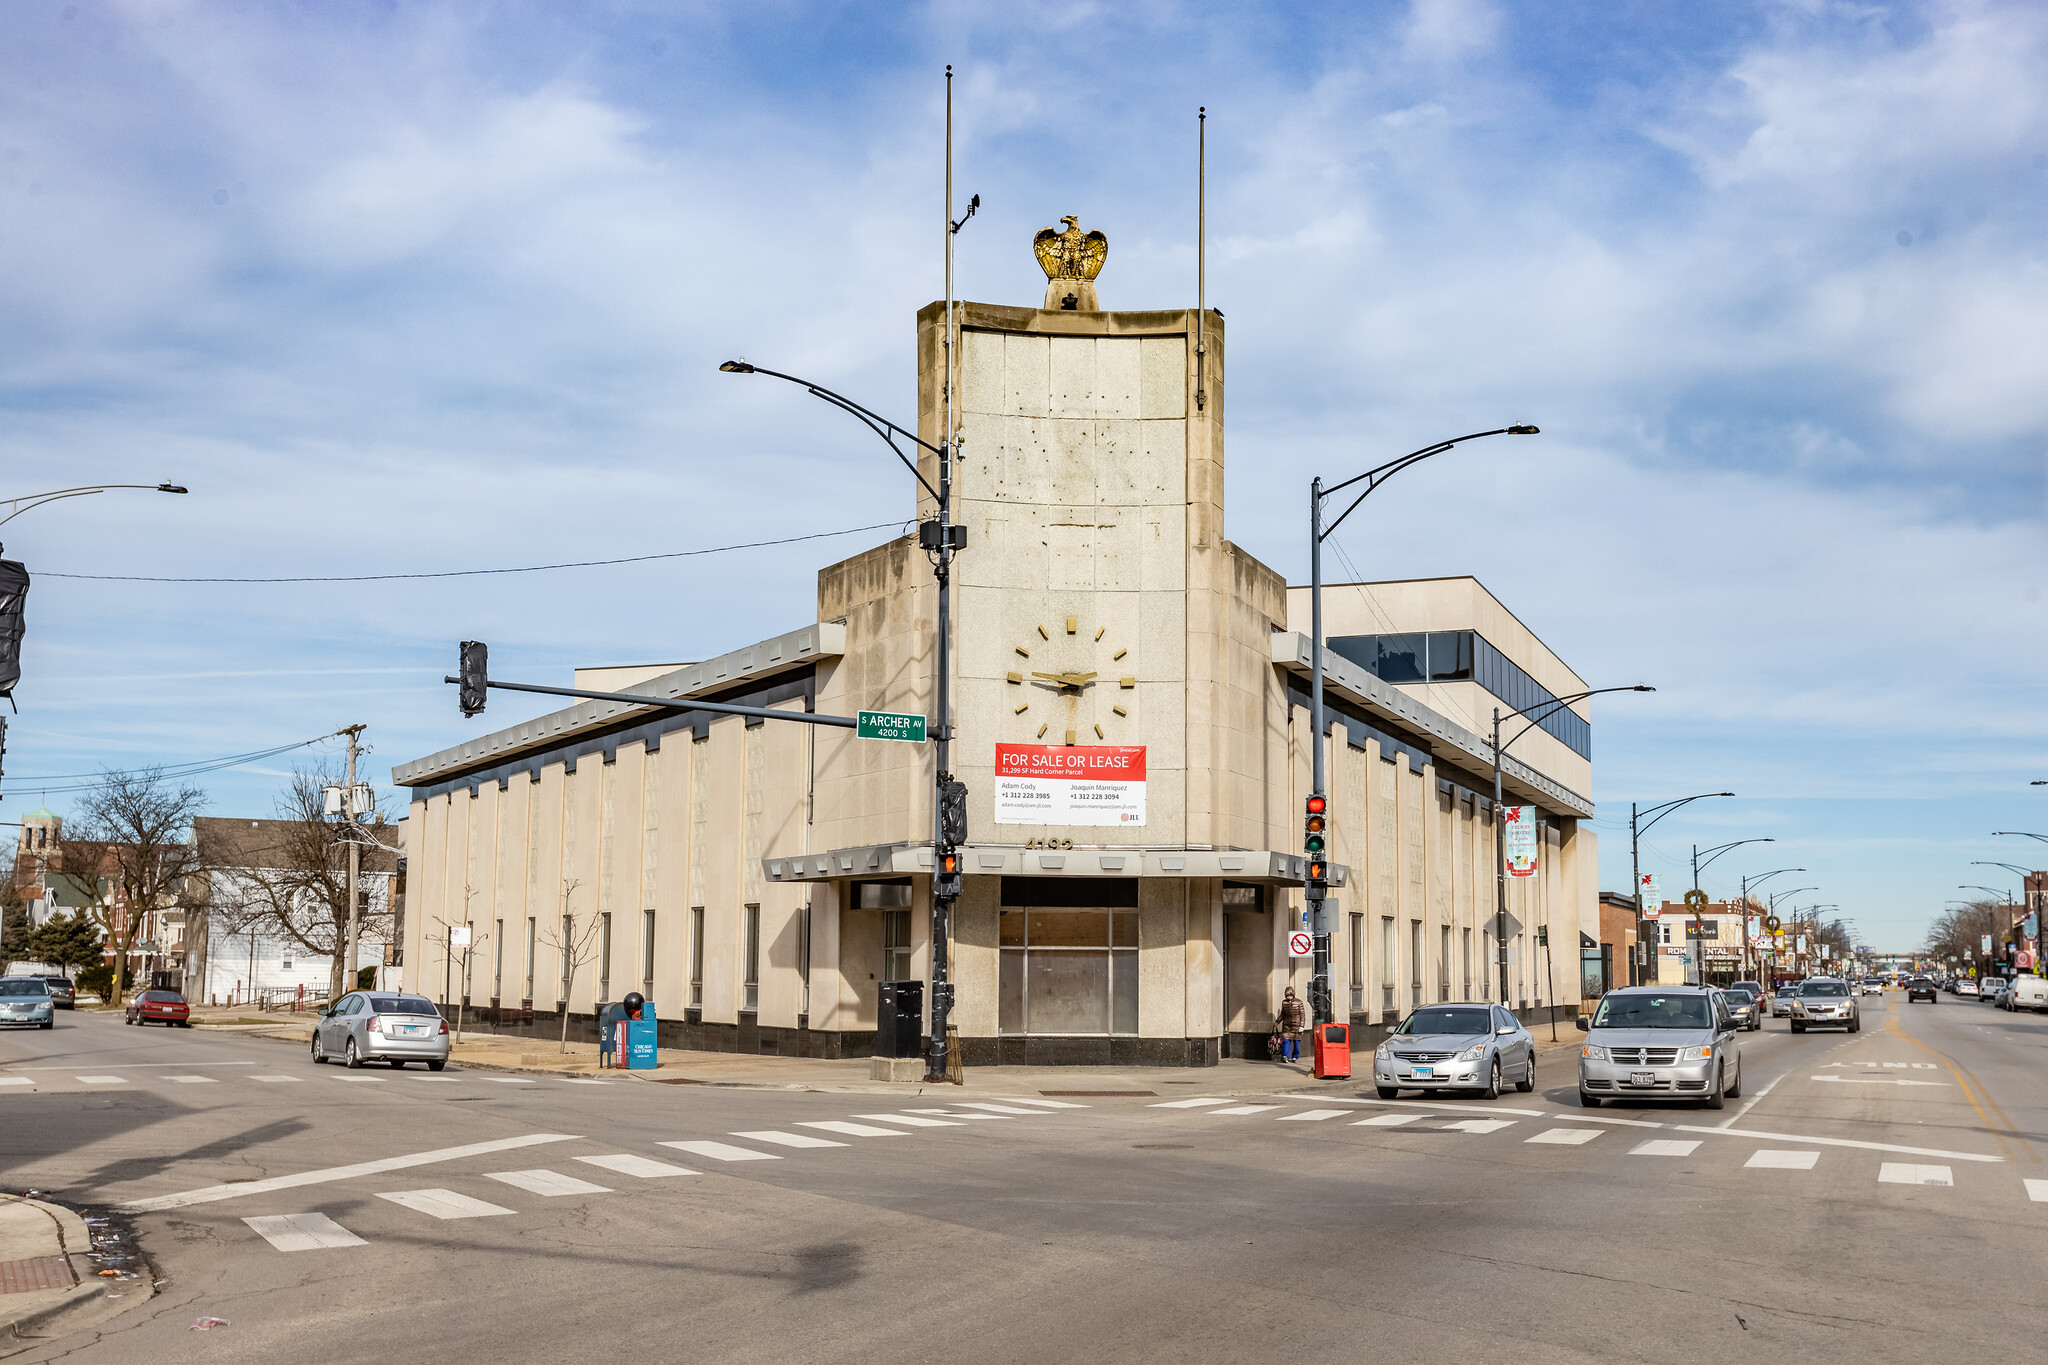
[125,989,191,1026]
[1772,982,1804,1017]
[2007,977,2048,1013]
[1982,978,2012,1008]
[1720,985,1763,1031]
[1792,977,1859,1033]
[1955,979,1979,997]
[311,992,450,1071]
[40,977,75,1010]
[0,977,55,1029]
[1576,986,1741,1109]
[1372,1002,1534,1100]
[1907,976,1938,1003]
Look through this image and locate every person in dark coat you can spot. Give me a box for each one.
[1276,986,1308,1062]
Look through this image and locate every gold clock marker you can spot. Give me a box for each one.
[1036,724,1048,739]
[1007,671,1022,684]
[1015,703,1030,714]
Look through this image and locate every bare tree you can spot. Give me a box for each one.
[535,879,602,1053]
[202,768,397,1003]
[70,768,208,1008]
[1925,899,2006,969]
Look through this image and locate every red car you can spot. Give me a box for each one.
[126,989,192,1027]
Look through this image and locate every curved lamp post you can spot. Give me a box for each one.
[1737,867,1804,980]
[1627,791,1734,984]
[0,482,186,554]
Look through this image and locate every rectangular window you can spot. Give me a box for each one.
[688,907,705,1008]
[1381,916,1397,1016]
[1462,927,1472,999]
[882,909,913,984]
[598,913,612,1004]
[1348,913,1364,1015]
[1427,630,1474,681]
[1439,925,1451,1002]
[524,917,536,1004]
[798,899,812,1019]
[641,909,656,997]
[1410,920,1423,1008]
[493,918,504,1001]
[995,896,1138,1036]
[558,914,573,1005]
[742,905,760,1013]
[1373,633,1427,684]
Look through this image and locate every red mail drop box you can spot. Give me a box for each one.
[1312,1022,1351,1079]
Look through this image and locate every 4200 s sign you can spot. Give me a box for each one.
[993,744,1147,827]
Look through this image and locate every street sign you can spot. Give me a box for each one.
[449,926,471,948]
[1683,888,1708,910]
[1287,931,1314,958]
[857,710,927,742]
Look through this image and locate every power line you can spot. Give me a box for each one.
[6,736,331,795]
[38,521,910,584]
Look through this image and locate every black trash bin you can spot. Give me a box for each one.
[876,980,924,1059]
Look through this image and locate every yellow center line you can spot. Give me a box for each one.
[1883,1002,2033,1164]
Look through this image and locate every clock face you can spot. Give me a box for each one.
[1007,615,1134,745]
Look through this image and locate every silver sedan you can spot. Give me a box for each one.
[0,978,54,1029]
[1372,1003,1535,1100]
[312,991,450,1070]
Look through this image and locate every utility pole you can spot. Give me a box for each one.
[340,724,366,995]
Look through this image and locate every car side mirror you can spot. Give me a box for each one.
[1496,1026,1516,1035]
[1575,1016,1590,1032]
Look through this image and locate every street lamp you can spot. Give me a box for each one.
[719,359,966,1083]
[1304,422,1538,1024]
[1992,830,2048,844]
[1627,791,1735,985]
[0,482,187,553]
[1737,867,1804,983]
[1489,685,1654,1011]
[1680,837,1771,986]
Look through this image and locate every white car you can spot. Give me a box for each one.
[1956,979,1979,997]
[1982,978,2011,1007]
[2007,977,2048,1013]
[1860,980,1882,995]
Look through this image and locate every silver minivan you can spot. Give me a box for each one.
[1576,986,1740,1109]
[311,992,449,1070]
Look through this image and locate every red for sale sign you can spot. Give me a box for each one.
[993,744,1147,826]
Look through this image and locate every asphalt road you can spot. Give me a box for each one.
[3,991,2044,1364]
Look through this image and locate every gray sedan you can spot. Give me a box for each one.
[1577,986,1740,1108]
[312,992,449,1070]
[1372,1003,1535,1100]
[0,978,54,1029]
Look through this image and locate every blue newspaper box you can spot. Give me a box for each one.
[624,1002,658,1070]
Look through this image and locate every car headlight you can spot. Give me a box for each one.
[1581,1044,1609,1061]
[1457,1042,1488,1061]
[1374,1043,1391,1059]
[1681,1045,1713,1061]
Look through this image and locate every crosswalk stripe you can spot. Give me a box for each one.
[561,1079,609,1086]
[1526,1129,1601,1146]
[577,1154,698,1178]
[0,1078,34,1087]
[166,1075,218,1084]
[734,1130,847,1149]
[486,1169,612,1197]
[1276,1110,1349,1122]
[1746,1150,1820,1169]
[243,1213,366,1251]
[78,1076,126,1085]
[1443,1119,1516,1134]
[904,1109,1007,1120]
[1208,1105,1285,1117]
[950,1103,1054,1116]
[990,1098,1089,1109]
[335,1075,386,1083]
[1353,1114,1419,1127]
[798,1120,909,1138]
[661,1140,781,1162]
[2025,1179,2048,1203]
[1630,1139,1701,1157]
[856,1114,962,1127]
[250,1075,303,1083]
[1149,1097,1230,1108]
[486,1077,536,1084]
[1878,1163,1952,1186]
[377,1188,515,1219]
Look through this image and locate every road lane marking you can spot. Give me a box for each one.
[1207,1105,1285,1117]
[560,1079,609,1086]
[0,1078,33,1087]
[1277,1110,1350,1122]
[250,1076,302,1083]
[166,1075,218,1084]
[1810,1075,1948,1087]
[243,1213,367,1252]
[733,1130,848,1149]
[118,1132,581,1212]
[12,1062,257,1070]
[1883,1015,2021,1163]
[1527,1129,1601,1146]
[78,1076,127,1085]
[660,1140,780,1162]
[485,1169,611,1197]
[1631,1140,1702,1157]
[855,1114,962,1127]
[1671,1124,2003,1163]
[1442,1119,1517,1134]
[1879,1163,1953,1186]
[904,1109,1007,1120]
[949,1103,1055,1117]
[1284,1095,1672,1129]
[2025,1179,2048,1202]
[799,1120,910,1138]
[577,1154,697,1178]
[376,1189,515,1220]
[1746,1150,1820,1170]
[485,1077,537,1085]
[1150,1098,1232,1108]
[334,1075,386,1083]
[992,1098,1089,1108]
[1353,1114,1420,1127]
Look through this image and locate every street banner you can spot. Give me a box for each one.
[1981,934,1993,953]
[1639,874,1661,918]
[993,744,1146,826]
[1796,935,1806,953]
[1504,805,1538,877]
[1746,916,1762,946]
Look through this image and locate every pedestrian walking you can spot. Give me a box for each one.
[1275,986,1308,1063]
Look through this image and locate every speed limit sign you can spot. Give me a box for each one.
[1288,931,1314,958]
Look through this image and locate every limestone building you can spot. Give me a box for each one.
[393,237,1601,1066]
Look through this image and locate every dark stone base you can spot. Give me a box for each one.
[965,1036,1219,1067]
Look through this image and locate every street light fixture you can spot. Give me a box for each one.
[1303,422,1540,1024]
[1626,791,1735,985]
[0,482,187,553]
[1992,830,2048,844]
[1738,867,1804,981]
[1488,685,1654,1011]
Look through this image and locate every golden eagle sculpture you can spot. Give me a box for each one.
[1033,215,1107,311]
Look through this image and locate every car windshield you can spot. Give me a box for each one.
[371,996,439,1016]
[1591,994,1712,1029]
[0,980,48,997]
[1723,988,1756,1001]
[1804,981,1849,997]
[1396,1007,1492,1036]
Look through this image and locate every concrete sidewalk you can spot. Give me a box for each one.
[0,1194,147,1342]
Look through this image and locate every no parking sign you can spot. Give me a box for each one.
[1288,931,1314,958]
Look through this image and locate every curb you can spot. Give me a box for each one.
[0,1196,154,1345]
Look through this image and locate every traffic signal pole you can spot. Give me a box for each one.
[1306,480,1331,1026]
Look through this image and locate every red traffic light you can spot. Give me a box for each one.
[1305,794,1326,815]
[940,853,960,874]
[1307,860,1327,880]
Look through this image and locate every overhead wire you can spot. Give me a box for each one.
[5,736,332,796]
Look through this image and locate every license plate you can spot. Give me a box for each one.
[1629,1071,1656,1087]
[1412,1066,1434,1078]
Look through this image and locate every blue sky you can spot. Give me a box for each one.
[2,0,2043,950]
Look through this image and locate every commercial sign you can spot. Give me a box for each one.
[1503,806,1538,877]
[856,710,926,743]
[993,744,1146,826]
[1639,874,1662,918]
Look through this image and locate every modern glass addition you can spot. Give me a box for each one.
[997,879,1138,1036]
[1328,629,1592,759]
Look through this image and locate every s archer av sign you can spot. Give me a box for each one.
[993,744,1146,826]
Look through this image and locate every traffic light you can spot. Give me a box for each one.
[457,640,488,717]
[1304,793,1328,896]
[0,559,28,701]
[938,777,968,847]
[934,849,963,900]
